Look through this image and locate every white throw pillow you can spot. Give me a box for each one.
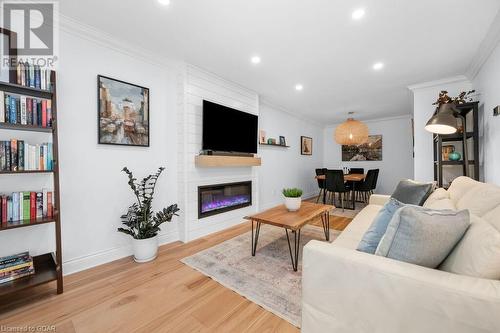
[424,198,456,210]
[440,215,500,280]
[423,188,449,207]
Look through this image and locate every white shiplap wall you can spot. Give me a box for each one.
[177,65,260,242]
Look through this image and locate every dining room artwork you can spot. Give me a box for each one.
[342,135,382,161]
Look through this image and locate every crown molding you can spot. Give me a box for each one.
[466,10,500,80]
[57,14,184,72]
[407,75,470,91]
[325,113,412,127]
[259,98,323,128]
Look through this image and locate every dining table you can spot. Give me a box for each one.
[315,173,366,210]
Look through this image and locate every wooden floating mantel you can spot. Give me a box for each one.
[195,155,262,167]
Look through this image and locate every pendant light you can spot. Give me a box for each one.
[334,112,369,145]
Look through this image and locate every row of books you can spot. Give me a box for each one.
[0,91,53,127]
[0,190,54,223]
[0,140,53,172]
[0,252,35,284]
[16,62,52,91]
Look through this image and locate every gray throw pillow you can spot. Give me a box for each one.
[391,179,434,206]
[375,206,470,268]
[357,198,406,254]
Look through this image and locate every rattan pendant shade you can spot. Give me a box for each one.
[334,117,369,145]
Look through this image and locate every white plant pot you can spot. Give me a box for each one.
[285,197,302,211]
[132,235,159,263]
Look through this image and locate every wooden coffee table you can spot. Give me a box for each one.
[244,202,334,271]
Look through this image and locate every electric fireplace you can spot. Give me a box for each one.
[198,181,252,219]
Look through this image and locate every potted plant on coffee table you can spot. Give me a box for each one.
[283,188,303,211]
[118,167,180,263]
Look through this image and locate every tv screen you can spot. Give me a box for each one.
[202,100,258,154]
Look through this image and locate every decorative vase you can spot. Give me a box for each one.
[285,197,302,211]
[448,151,461,161]
[132,235,159,263]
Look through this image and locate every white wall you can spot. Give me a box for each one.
[258,103,324,209]
[472,41,500,186]
[0,29,181,274]
[323,116,414,195]
[409,77,472,182]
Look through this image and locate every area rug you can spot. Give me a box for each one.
[330,202,367,218]
[181,225,340,327]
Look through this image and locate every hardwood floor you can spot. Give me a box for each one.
[0,214,351,333]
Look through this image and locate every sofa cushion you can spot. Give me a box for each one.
[440,215,500,279]
[424,198,456,210]
[375,206,470,268]
[447,176,481,204]
[334,204,383,250]
[423,188,449,207]
[391,179,434,206]
[357,198,405,254]
[455,184,500,217]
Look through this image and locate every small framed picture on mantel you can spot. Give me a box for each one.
[98,75,150,147]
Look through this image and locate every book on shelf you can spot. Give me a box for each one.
[0,190,54,223]
[0,252,35,284]
[14,62,52,91]
[0,140,53,172]
[0,91,53,128]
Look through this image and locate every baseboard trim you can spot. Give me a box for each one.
[62,230,180,275]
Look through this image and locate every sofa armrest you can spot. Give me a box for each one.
[369,194,391,206]
[302,241,500,333]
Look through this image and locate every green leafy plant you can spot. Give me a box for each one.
[118,167,180,240]
[282,188,303,198]
[432,90,476,106]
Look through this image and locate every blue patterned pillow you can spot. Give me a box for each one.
[357,198,405,254]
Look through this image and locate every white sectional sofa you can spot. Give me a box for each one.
[302,177,500,333]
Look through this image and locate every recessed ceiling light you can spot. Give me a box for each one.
[251,56,261,64]
[295,84,303,91]
[158,0,170,6]
[352,8,365,20]
[372,62,384,70]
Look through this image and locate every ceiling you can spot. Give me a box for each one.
[60,0,500,123]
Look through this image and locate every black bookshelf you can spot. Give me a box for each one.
[433,102,480,187]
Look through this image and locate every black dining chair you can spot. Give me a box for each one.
[325,170,351,211]
[315,168,327,203]
[349,168,364,174]
[371,169,380,193]
[356,169,379,203]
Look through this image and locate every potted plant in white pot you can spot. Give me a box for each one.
[118,167,180,263]
[283,188,303,211]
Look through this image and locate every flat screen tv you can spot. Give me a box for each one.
[202,100,258,154]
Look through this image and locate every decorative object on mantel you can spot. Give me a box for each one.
[267,138,276,145]
[301,136,312,155]
[279,136,287,146]
[494,106,500,117]
[342,135,382,161]
[98,75,150,147]
[259,130,266,143]
[425,90,476,177]
[283,188,303,211]
[334,112,369,145]
[119,167,179,263]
